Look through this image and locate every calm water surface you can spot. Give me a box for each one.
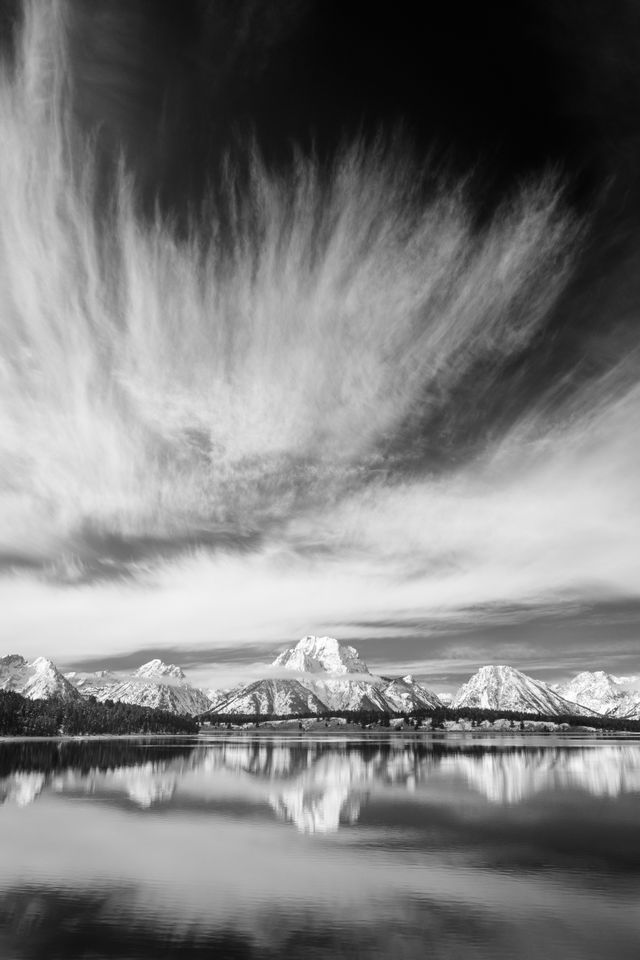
[1,734,639,959]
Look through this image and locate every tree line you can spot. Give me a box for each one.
[0,690,198,737]
[203,705,640,732]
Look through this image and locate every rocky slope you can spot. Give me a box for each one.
[211,678,328,716]
[1,655,80,701]
[452,665,588,717]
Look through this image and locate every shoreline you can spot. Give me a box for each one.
[2,728,640,743]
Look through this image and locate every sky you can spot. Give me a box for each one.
[0,0,639,690]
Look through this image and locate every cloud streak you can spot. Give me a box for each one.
[0,1,578,573]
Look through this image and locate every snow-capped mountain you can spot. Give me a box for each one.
[0,655,80,701]
[208,636,444,716]
[277,636,443,713]
[555,671,640,719]
[211,679,328,716]
[452,665,588,717]
[7,642,636,722]
[273,636,369,675]
[87,660,213,715]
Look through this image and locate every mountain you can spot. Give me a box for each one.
[556,671,640,720]
[208,636,444,716]
[211,679,328,716]
[0,655,80,702]
[87,660,213,715]
[381,675,444,711]
[206,686,232,705]
[11,643,636,722]
[452,665,590,717]
[277,637,443,713]
[273,636,369,675]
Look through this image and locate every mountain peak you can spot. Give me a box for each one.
[30,657,57,673]
[0,654,80,702]
[476,665,519,679]
[0,654,27,667]
[453,664,585,717]
[135,659,186,681]
[273,636,370,675]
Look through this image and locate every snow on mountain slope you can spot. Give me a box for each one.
[273,636,370,675]
[556,671,640,719]
[271,635,387,711]
[0,654,81,701]
[95,660,212,715]
[381,675,444,711]
[452,665,590,717]
[308,677,391,712]
[206,687,234,708]
[135,660,187,681]
[209,679,328,716]
[269,635,441,713]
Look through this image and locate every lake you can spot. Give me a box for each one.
[1,734,639,959]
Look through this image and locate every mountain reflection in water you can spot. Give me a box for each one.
[1,736,639,960]
[2,738,640,830]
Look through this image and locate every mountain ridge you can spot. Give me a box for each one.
[3,643,636,719]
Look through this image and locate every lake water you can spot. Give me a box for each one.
[1,734,639,959]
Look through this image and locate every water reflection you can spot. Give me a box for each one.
[1,737,639,960]
[2,738,640,830]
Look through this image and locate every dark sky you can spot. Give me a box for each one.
[0,0,626,215]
